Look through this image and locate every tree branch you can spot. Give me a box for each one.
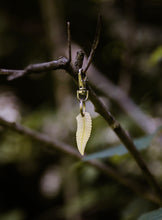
[0,57,69,80]
[0,117,80,158]
[0,116,160,205]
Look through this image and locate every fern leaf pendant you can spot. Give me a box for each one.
[76,112,92,155]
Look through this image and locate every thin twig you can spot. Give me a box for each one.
[67,21,71,62]
[0,57,69,80]
[83,15,101,74]
[0,69,22,76]
[0,116,160,205]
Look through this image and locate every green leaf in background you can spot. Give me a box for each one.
[83,126,161,161]
[138,208,162,220]
[0,210,24,220]
[149,46,162,66]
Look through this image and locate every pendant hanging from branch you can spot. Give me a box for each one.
[76,69,92,155]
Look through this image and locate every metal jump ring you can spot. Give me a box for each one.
[80,101,85,117]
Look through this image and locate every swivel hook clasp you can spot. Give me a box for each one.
[77,68,89,117]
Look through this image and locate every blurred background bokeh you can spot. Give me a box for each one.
[0,0,162,219]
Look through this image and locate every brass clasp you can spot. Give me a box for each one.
[77,69,89,117]
[77,69,89,102]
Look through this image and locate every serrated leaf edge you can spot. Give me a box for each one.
[76,112,92,155]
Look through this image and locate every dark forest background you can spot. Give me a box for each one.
[0,0,162,219]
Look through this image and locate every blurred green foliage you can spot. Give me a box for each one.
[84,126,162,161]
[149,46,162,66]
[138,208,162,220]
[0,210,24,220]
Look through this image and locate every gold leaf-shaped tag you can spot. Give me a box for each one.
[76,112,92,155]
